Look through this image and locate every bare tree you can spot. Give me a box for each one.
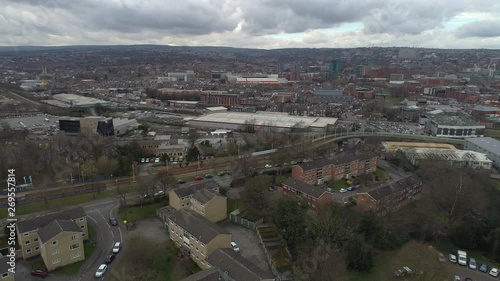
[137,176,156,207]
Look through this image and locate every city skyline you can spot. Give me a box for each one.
[1,0,500,49]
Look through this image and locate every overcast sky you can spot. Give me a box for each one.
[2,0,500,49]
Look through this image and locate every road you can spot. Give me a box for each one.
[1,89,44,107]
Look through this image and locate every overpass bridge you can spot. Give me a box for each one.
[311,131,465,149]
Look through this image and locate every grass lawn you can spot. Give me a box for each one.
[349,241,451,281]
[56,224,98,275]
[373,167,390,181]
[0,185,137,219]
[327,180,349,190]
[227,198,240,215]
[118,201,168,222]
[485,129,500,139]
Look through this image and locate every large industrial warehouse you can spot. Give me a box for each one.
[188,111,338,132]
[400,147,492,169]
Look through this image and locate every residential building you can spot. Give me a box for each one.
[0,257,14,281]
[16,207,88,261]
[206,248,274,281]
[292,153,377,185]
[357,175,423,214]
[400,148,492,169]
[158,143,187,158]
[168,209,231,269]
[464,137,500,169]
[424,113,485,138]
[281,178,333,211]
[200,91,240,106]
[38,220,85,271]
[169,181,226,222]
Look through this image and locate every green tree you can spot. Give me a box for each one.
[357,211,380,244]
[344,235,373,272]
[186,146,200,162]
[241,175,272,217]
[274,197,309,256]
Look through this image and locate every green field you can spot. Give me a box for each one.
[1,185,137,219]
[485,128,500,139]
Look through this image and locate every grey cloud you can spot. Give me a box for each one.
[456,20,500,38]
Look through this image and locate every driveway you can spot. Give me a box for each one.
[222,222,272,276]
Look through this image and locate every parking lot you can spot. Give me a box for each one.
[369,121,421,135]
[444,253,499,281]
[222,222,273,276]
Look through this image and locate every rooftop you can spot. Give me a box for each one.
[465,137,500,154]
[400,148,492,162]
[427,113,482,127]
[190,111,337,129]
[383,142,457,152]
[192,189,220,204]
[297,153,376,171]
[17,207,86,234]
[207,248,275,281]
[38,219,82,243]
[367,175,422,201]
[282,178,328,198]
[169,209,229,244]
[171,180,219,199]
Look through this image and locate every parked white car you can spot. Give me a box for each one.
[230,242,240,252]
[490,268,499,277]
[112,242,121,253]
[339,188,347,193]
[95,264,107,278]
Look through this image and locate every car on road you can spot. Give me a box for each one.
[468,258,477,270]
[264,164,272,168]
[339,188,347,193]
[194,175,203,181]
[438,252,445,262]
[31,269,48,278]
[490,268,499,277]
[154,190,165,197]
[204,174,213,179]
[109,217,118,226]
[104,254,115,264]
[177,179,186,184]
[479,263,489,273]
[449,254,457,263]
[230,242,240,252]
[112,242,121,253]
[218,171,225,176]
[95,264,108,278]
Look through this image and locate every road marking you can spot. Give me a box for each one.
[111,231,114,239]
[110,203,119,218]
[118,226,123,242]
[87,214,98,224]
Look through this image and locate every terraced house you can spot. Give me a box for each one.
[292,153,377,185]
[356,175,423,214]
[280,178,333,211]
[16,207,88,270]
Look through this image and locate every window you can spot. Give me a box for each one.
[70,252,81,259]
[80,225,85,228]
[79,218,84,221]
[82,233,86,237]
[35,247,39,251]
[70,235,78,241]
[25,240,30,245]
[52,250,59,255]
[23,233,29,236]
[34,238,39,242]
[70,244,79,250]
[26,249,31,254]
[2,273,8,278]
[51,241,58,246]
[52,258,61,264]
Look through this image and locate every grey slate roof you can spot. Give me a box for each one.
[282,178,328,199]
[466,137,500,154]
[367,175,422,201]
[207,248,275,281]
[173,180,219,198]
[0,257,10,274]
[169,209,229,244]
[192,189,219,204]
[179,267,234,281]
[297,153,376,171]
[38,219,83,243]
[17,207,86,234]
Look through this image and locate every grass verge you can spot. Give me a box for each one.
[118,201,168,222]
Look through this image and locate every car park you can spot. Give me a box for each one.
[31,269,48,278]
[112,242,121,253]
[490,268,499,277]
[479,263,488,273]
[449,254,457,263]
[104,254,115,264]
[230,242,240,252]
[468,258,476,270]
[109,217,118,226]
